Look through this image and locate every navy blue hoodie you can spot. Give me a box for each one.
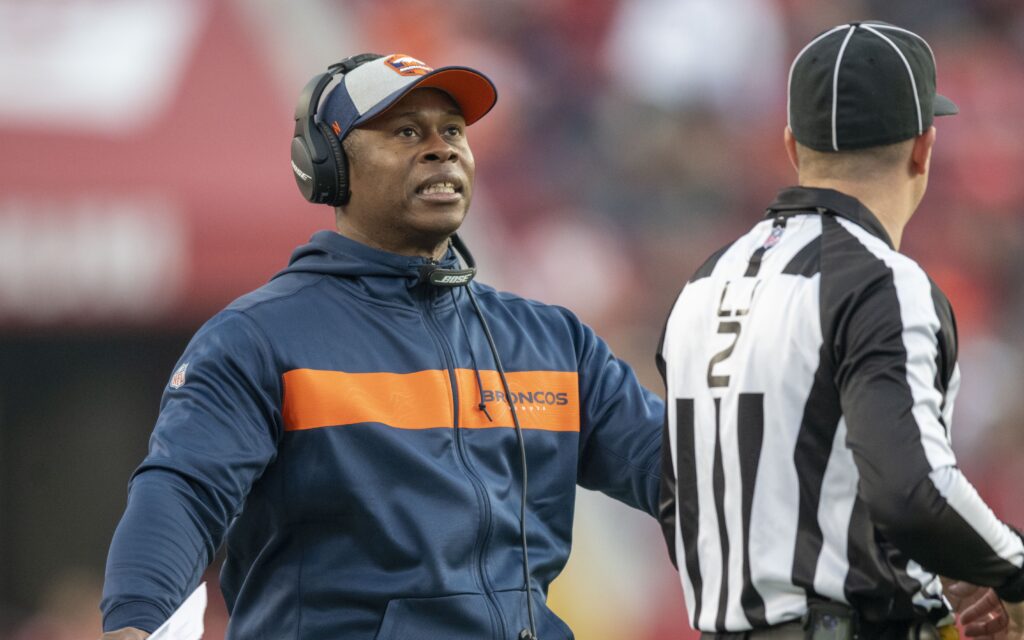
[101,231,664,639]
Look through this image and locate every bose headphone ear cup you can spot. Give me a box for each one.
[317,122,349,206]
[290,120,340,205]
[293,55,381,207]
[290,133,320,203]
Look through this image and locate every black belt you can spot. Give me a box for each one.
[701,619,804,639]
[699,610,946,640]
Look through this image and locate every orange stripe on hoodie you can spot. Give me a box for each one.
[282,368,579,432]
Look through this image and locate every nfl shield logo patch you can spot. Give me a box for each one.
[170,363,188,389]
[761,225,785,250]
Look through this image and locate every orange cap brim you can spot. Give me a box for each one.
[413,67,498,125]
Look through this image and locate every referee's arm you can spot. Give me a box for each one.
[835,274,1024,603]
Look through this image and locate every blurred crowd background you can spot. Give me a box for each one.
[3,0,1024,638]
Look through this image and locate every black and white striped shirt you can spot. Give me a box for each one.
[658,186,1024,632]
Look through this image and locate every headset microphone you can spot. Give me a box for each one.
[418,234,478,287]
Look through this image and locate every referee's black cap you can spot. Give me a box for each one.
[788,21,959,152]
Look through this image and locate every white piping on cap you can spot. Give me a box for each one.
[868,23,937,73]
[862,24,923,138]
[787,25,848,130]
[831,26,857,151]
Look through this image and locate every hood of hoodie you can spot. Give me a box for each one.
[272,230,467,303]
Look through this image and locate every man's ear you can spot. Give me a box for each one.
[784,127,800,174]
[911,126,936,176]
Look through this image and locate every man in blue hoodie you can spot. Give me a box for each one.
[99,53,664,640]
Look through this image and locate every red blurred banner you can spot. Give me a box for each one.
[0,0,327,329]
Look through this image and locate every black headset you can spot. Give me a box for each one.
[290,53,383,206]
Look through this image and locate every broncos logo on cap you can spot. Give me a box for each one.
[384,54,432,76]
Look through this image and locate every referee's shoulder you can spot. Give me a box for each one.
[880,243,931,287]
[832,219,932,290]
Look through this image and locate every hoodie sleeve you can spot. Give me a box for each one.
[101,311,282,632]
[571,314,664,518]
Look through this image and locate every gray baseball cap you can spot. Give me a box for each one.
[319,53,497,141]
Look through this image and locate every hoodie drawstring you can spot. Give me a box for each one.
[451,289,493,422]
[461,285,538,640]
[443,234,538,640]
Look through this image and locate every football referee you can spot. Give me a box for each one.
[658,21,1024,640]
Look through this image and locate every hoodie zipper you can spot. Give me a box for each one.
[419,292,509,639]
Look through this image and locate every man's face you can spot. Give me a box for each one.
[338,88,475,258]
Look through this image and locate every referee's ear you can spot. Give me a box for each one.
[910,126,937,177]
[784,127,800,175]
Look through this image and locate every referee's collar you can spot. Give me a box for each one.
[766,186,894,249]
